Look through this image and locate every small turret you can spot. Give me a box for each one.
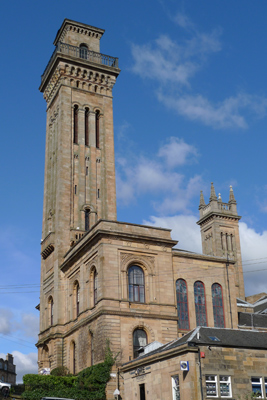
[197,183,245,299]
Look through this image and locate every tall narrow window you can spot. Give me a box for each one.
[194,281,207,327]
[212,283,225,328]
[172,375,180,400]
[76,283,80,317]
[73,105,78,144]
[85,209,90,231]
[95,110,100,148]
[133,329,147,359]
[90,332,94,366]
[85,108,89,146]
[94,270,98,305]
[50,297,54,326]
[176,279,189,330]
[71,341,76,374]
[128,266,145,303]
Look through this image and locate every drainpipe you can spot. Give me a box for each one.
[226,253,233,329]
[198,348,204,400]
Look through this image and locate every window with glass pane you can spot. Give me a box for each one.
[79,44,88,59]
[212,283,225,328]
[251,377,263,397]
[265,378,267,396]
[206,375,217,397]
[94,270,98,306]
[194,281,207,326]
[128,266,145,303]
[220,376,231,397]
[176,279,189,330]
[172,375,180,400]
[133,329,147,358]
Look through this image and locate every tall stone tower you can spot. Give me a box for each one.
[40,18,119,264]
[38,19,120,348]
[197,183,245,299]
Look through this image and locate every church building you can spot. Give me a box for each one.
[37,19,245,385]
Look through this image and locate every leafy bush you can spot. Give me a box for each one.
[50,366,71,376]
[22,342,115,400]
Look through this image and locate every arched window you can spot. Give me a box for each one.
[85,108,89,146]
[128,266,145,303]
[74,281,80,317]
[79,44,88,59]
[70,341,76,374]
[48,296,54,326]
[194,281,207,327]
[85,209,90,231]
[73,105,78,144]
[94,270,98,306]
[90,332,94,366]
[176,279,189,330]
[95,110,100,148]
[133,329,147,359]
[212,283,225,328]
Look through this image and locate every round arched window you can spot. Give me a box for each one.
[133,329,147,358]
[128,266,145,303]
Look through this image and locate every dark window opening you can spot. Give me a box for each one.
[85,209,90,231]
[79,44,88,59]
[139,384,146,400]
[94,270,98,306]
[176,279,189,330]
[133,329,147,359]
[74,185,77,195]
[97,188,100,198]
[50,298,53,326]
[91,333,94,365]
[128,266,144,303]
[73,105,78,144]
[85,108,89,146]
[86,166,89,175]
[76,283,80,317]
[95,110,100,148]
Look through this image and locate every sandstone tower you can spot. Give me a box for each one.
[197,183,245,299]
[37,21,244,394]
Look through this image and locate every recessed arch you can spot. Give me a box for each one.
[176,279,189,330]
[194,281,207,327]
[212,283,225,328]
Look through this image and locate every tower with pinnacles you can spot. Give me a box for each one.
[37,19,246,400]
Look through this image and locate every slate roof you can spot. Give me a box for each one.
[123,326,267,367]
[238,312,267,328]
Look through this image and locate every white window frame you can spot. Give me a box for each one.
[172,375,180,400]
[206,375,232,398]
[219,375,232,398]
[251,377,263,398]
[206,375,218,397]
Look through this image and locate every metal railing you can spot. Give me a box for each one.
[41,42,119,82]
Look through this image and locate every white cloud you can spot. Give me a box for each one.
[143,214,202,253]
[239,222,267,296]
[21,314,39,340]
[131,14,267,129]
[158,137,198,168]
[116,137,202,212]
[13,351,38,383]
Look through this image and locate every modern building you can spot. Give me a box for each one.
[37,19,246,398]
[0,354,16,385]
[121,327,267,400]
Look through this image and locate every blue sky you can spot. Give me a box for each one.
[1,0,267,382]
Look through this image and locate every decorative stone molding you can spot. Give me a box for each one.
[120,252,155,275]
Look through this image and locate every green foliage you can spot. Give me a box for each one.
[50,366,71,376]
[22,341,115,400]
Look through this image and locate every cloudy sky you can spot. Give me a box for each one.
[1,0,267,382]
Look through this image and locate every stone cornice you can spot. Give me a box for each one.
[54,19,105,46]
[120,343,197,372]
[36,306,178,347]
[197,211,241,226]
[172,249,235,264]
[61,220,177,272]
